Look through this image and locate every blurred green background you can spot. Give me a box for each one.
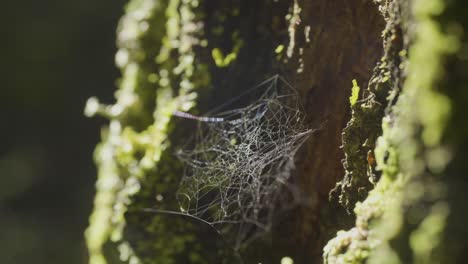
[1,1,126,263]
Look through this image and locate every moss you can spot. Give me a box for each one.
[330,0,407,211]
[349,80,361,107]
[325,0,466,262]
[211,31,243,67]
[368,0,463,262]
[84,0,211,263]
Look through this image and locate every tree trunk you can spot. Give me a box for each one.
[85,0,468,263]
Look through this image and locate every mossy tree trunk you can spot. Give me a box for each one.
[85,0,468,263]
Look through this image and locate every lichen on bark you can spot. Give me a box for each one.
[84,0,211,263]
[330,0,407,211]
[85,0,468,263]
[324,0,468,263]
[85,0,287,263]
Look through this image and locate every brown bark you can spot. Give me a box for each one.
[272,1,385,262]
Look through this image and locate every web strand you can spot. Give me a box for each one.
[174,75,312,248]
[156,76,313,251]
[173,110,224,122]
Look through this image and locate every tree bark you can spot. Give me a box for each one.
[85,0,468,263]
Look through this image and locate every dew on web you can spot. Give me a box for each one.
[150,75,314,251]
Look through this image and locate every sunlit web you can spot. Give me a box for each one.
[150,75,313,250]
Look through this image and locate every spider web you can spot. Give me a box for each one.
[168,75,314,250]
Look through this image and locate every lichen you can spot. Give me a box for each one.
[368,0,462,261]
[325,0,465,262]
[330,0,407,211]
[84,0,211,263]
[285,0,301,59]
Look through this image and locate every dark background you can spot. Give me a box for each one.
[1,1,126,263]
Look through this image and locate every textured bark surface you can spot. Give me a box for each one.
[271,1,385,263]
[85,0,468,263]
[324,0,468,263]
